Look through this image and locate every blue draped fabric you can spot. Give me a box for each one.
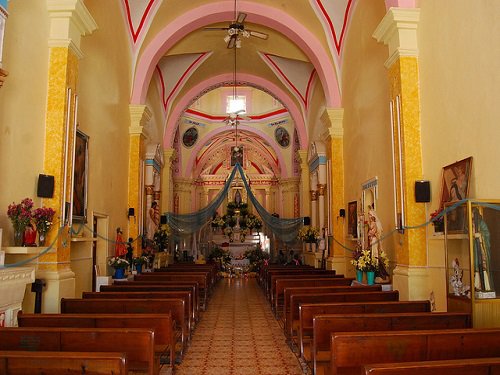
[163,163,304,242]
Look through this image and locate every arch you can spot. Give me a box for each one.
[131,1,340,107]
[184,125,289,178]
[165,73,307,149]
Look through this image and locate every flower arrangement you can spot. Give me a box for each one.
[243,245,270,272]
[7,198,34,231]
[376,250,390,278]
[211,216,225,228]
[132,255,149,265]
[33,207,56,234]
[153,225,170,251]
[246,214,262,230]
[351,249,378,272]
[107,256,130,269]
[298,226,321,242]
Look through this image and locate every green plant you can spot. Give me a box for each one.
[298,226,320,242]
[153,225,170,251]
[350,249,378,272]
[243,245,270,272]
[208,246,231,265]
[132,255,149,265]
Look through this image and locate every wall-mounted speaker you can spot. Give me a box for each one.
[128,207,135,217]
[37,174,55,198]
[415,180,431,203]
[303,216,311,225]
[160,215,167,225]
[339,209,346,218]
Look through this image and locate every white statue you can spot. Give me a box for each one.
[450,258,471,297]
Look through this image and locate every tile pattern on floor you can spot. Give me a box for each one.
[175,277,305,375]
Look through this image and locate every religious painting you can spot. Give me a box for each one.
[231,146,243,166]
[440,157,473,233]
[182,127,198,148]
[72,129,89,223]
[347,200,358,238]
[275,126,290,148]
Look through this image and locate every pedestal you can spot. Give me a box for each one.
[0,266,35,326]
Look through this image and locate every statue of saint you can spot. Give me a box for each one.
[367,206,382,259]
[234,190,242,206]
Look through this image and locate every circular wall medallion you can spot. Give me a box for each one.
[275,126,290,148]
[182,127,198,148]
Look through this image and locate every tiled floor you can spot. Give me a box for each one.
[175,277,305,375]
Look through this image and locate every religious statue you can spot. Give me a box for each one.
[367,206,382,259]
[114,227,127,257]
[473,207,494,293]
[450,258,471,297]
[234,190,242,206]
[147,201,159,240]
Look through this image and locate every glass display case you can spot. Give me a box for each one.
[444,199,500,327]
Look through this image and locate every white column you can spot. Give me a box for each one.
[317,183,326,229]
[310,173,318,227]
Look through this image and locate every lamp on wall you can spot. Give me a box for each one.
[128,207,136,223]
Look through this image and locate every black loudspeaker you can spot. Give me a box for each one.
[415,180,431,202]
[37,174,54,198]
[160,215,167,224]
[128,207,135,217]
[339,209,346,217]
[303,216,311,225]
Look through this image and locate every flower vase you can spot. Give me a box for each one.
[366,271,375,285]
[113,268,126,279]
[135,264,142,274]
[13,227,24,247]
[356,270,363,283]
[23,225,37,247]
[38,231,47,247]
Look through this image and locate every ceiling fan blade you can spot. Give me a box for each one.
[236,12,247,24]
[248,30,269,40]
[203,27,230,31]
[227,34,237,49]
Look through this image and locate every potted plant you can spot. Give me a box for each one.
[33,206,56,246]
[107,256,130,279]
[7,198,34,246]
[153,225,170,252]
[351,249,378,285]
[132,255,149,274]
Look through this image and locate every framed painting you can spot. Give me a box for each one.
[231,146,243,166]
[182,127,198,148]
[347,201,358,238]
[440,157,473,233]
[440,157,473,207]
[72,129,89,223]
[275,126,290,148]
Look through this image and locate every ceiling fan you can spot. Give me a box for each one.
[204,0,269,48]
[223,109,251,127]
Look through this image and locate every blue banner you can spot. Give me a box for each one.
[0,0,7,11]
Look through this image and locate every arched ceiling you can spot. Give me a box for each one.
[116,0,414,180]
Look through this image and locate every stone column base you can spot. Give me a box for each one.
[392,264,429,301]
[29,269,76,313]
[326,256,350,277]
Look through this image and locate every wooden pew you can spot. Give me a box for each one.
[61,297,188,358]
[101,282,199,319]
[265,269,337,299]
[364,357,500,375]
[157,264,219,290]
[312,312,472,375]
[0,351,128,375]
[83,290,195,334]
[273,278,353,314]
[133,274,209,310]
[17,311,176,369]
[330,328,500,375]
[0,327,155,374]
[286,290,399,344]
[298,300,430,359]
[282,285,382,336]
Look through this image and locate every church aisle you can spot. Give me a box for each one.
[175,277,304,375]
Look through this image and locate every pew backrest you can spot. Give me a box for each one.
[331,328,500,375]
[0,351,128,375]
[0,327,155,374]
